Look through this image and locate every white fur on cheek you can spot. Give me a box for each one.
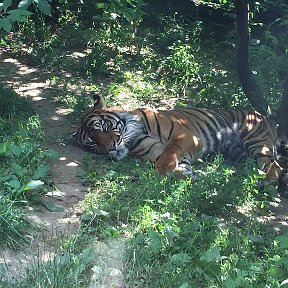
[109,147,129,161]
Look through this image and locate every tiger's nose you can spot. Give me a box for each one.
[110,140,117,150]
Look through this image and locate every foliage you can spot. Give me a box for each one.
[0,0,51,33]
[95,0,147,46]
[0,84,49,247]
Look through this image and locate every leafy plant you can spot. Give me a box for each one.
[0,0,51,33]
[95,0,147,48]
[0,85,49,247]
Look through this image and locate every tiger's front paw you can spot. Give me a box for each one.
[155,154,178,176]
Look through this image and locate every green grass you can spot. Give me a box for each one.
[0,234,95,288]
[0,84,48,248]
[78,154,288,287]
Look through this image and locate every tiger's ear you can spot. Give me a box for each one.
[93,94,104,109]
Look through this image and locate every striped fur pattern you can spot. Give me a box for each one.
[76,95,285,189]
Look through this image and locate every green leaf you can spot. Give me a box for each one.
[148,230,162,252]
[23,180,44,191]
[7,15,28,22]
[92,207,110,217]
[7,9,33,22]
[0,18,12,33]
[80,213,93,221]
[81,246,96,264]
[18,0,33,9]
[8,179,21,189]
[1,0,12,11]
[0,175,11,182]
[264,184,277,196]
[276,234,288,249]
[43,200,64,212]
[8,9,33,16]
[11,164,25,177]
[8,144,22,156]
[278,257,288,268]
[170,253,192,264]
[34,0,51,16]
[248,234,264,243]
[33,164,49,179]
[200,246,220,263]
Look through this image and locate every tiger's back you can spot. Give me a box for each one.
[130,108,277,166]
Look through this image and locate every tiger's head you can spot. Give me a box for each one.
[75,94,143,160]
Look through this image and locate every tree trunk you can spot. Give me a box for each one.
[235,0,269,115]
[277,76,288,139]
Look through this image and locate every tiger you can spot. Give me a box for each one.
[75,94,288,195]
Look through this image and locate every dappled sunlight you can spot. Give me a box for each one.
[66,51,87,59]
[51,115,60,120]
[0,50,88,237]
[66,161,79,167]
[55,107,72,115]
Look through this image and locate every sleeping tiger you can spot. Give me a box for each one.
[75,94,288,194]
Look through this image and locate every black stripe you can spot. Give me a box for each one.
[154,112,162,143]
[172,110,201,134]
[138,142,160,157]
[168,120,174,140]
[191,108,222,130]
[129,135,151,151]
[198,125,211,151]
[137,109,151,132]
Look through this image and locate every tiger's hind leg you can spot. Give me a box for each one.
[245,141,283,190]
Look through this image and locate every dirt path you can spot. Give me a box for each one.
[0,48,87,232]
[0,48,126,288]
[0,47,89,273]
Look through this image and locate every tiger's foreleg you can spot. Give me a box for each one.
[155,131,202,178]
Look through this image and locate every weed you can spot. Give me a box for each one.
[0,85,48,248]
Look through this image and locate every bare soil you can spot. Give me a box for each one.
[0,48,126,287]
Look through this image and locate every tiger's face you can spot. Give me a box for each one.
[75,95,143,160]
[76,113,130,160]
